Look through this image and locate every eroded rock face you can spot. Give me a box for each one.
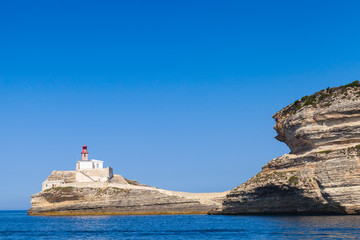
[211,82,360,215]
[47,171,76,183]
[274,84,360,154]
[29,172,228,215]
[28,186,217,215]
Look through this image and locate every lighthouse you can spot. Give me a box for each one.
[81,145,89,161]
[76,145,104,171]
[42,145,114,190]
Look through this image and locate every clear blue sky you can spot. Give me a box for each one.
[1,0,360,210]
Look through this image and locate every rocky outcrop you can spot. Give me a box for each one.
[46,171,76,183]
[28,186,223,215]
[29,175,228,216]
[211,81,360,215]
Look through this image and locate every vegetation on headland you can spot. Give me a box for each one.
[95,187,129,196]
[288,176,299,185]
[44,186,130,195]
[318,150,331,154]
[44,186,74,192]
[347,145,360,156]
[282,81,360,116]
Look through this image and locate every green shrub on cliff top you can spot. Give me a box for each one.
[304,96,317,106]
[286,81,360,116]
[318,93,331,101]
[301,95,309,101]
[343,80,360,88]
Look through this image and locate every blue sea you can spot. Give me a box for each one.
[1,211,360,239]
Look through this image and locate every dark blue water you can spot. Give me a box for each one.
[1,211,360,239]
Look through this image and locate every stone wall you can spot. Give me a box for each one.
[76,167,113,182]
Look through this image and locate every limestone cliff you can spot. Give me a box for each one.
[211,81,360,215]
[28,174,227,216]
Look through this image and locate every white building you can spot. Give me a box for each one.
[76,145,104,170]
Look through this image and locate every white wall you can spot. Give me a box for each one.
[42,180,65,191]
[75,167,113,183]
[77,161,93,170]
[76,160,104,170]
[91,160,103,169]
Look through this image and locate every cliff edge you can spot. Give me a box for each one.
[210,81,360,215]
[28,173,228,216]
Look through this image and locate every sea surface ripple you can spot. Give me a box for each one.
[1,211,360,239]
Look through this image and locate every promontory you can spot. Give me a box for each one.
[211,81,360,215]
[28,145,228,216]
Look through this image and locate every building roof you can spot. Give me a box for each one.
[91,159,103,163]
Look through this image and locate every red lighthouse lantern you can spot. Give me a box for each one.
[81,145,89,161]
